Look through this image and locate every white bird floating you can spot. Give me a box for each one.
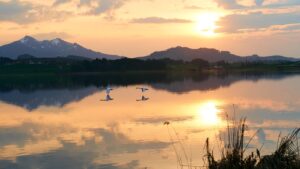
[136,87,149,92]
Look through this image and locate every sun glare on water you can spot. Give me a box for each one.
[195,13,220,37]
[198,101,222,126]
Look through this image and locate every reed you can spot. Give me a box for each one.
[166,116,300,169]
[205,118,300,169]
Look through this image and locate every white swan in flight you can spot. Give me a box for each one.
[136,87,149,92]
[136,96,149,101]
[101,94,114,101]
[105,86,114,95]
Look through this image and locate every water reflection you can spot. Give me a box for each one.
[136,96,150,102]
[0,87,98,111]
[136,86,150,102]
[0,72,297,111]
[0,124,169,169]
[197,101,223,126]
[0,73,299,169]
[101,94,114,102]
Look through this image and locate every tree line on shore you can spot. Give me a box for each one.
[1,54,300,74]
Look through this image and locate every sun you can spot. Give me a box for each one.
[195,13,220,37]
[197,101,222,126]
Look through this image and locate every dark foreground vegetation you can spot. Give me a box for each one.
[206,119,300,169]
[166,118,300,169]
[1,55,300,75]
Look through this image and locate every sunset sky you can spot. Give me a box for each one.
[0,0,300,57]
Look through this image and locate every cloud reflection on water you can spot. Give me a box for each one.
[0,73,299,169]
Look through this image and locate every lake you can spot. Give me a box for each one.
[0,72,299,169]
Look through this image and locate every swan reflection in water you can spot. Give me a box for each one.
[101,86,150,101]
[101,85,114,101]
[136,95,149,102]
[136,87,149,101]
[101,94,114,102]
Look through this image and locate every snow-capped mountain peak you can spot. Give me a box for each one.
[50,38,63,45]
[20,36,38,44]
[0,36,121,60]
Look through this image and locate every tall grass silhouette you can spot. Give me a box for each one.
[165,117,300,169]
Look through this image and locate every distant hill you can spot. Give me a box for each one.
[1,37,299,63]
[142,46,299,63]
[244,55,299,62]
[0,36,121,60]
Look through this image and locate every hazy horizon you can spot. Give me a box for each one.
[1,0,300,57]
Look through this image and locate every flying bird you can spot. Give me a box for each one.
[105,86,114,95]
[136,87,149,92]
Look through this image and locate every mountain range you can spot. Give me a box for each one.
[0,36,121,60]
[0,36,299,62]
[141,46,299,63]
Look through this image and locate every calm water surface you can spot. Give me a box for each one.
[0,73,299,169]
